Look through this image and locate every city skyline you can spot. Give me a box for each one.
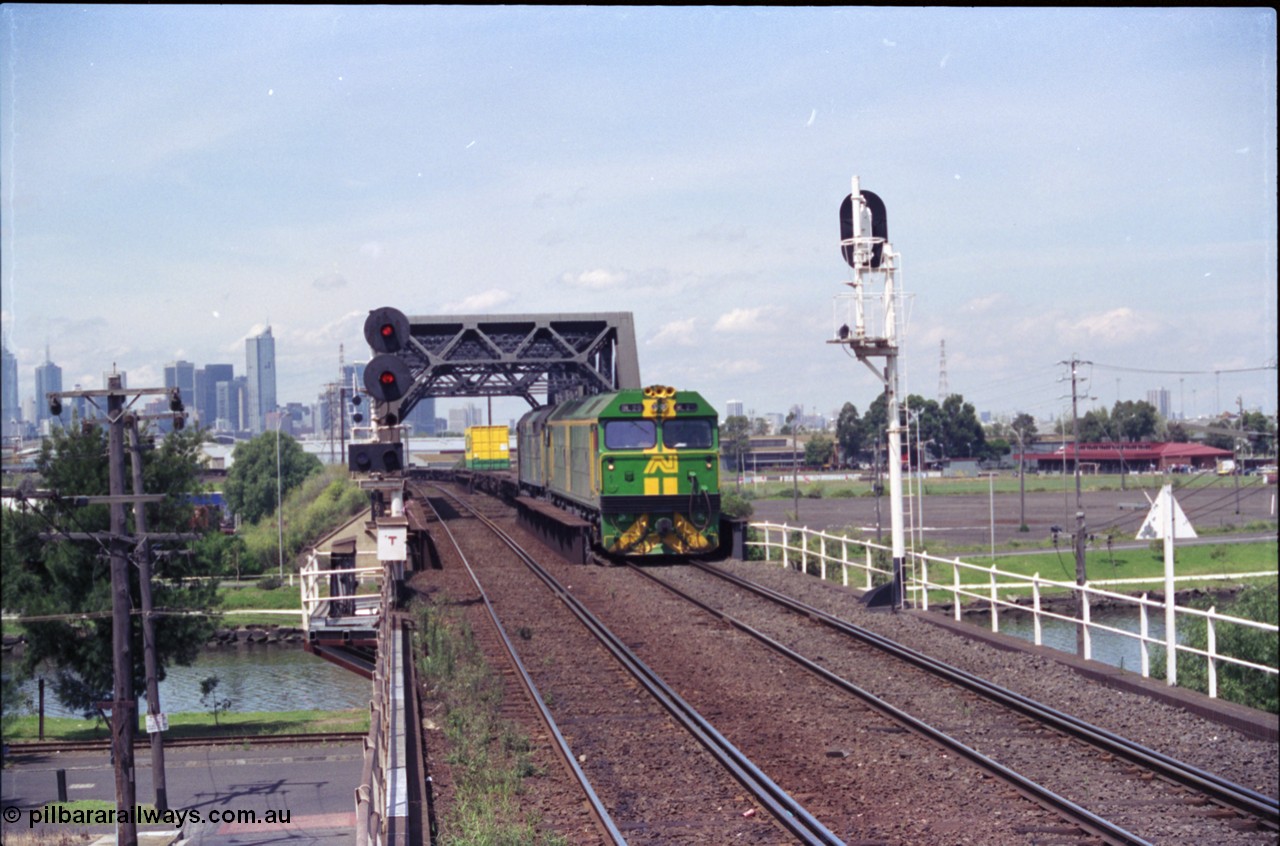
[2,8,1275,426]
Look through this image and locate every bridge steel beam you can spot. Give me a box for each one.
[389,312,640,416]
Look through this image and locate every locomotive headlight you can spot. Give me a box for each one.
[705,457,713,470]
[607,459,615,471]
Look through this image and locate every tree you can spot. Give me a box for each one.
[940,394,987,458]
[1240,410,1276,456]
[1079,407,1113,443]
[804,433,835,468]
[1111,400,1159,442]
[718,415,751,474]
[224,431,323,524]
[1,424,221,715]
[1010,412,1038,447]
[834,402,862,467]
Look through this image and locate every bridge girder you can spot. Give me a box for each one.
[377,312,641,418]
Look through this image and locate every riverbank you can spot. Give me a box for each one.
[4,707,369,743]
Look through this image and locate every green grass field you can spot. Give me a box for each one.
[738,471,1271,499]
[5,707,369,743]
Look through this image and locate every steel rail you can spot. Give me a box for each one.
[428,484,844,846]
[693,560,1280,830]
[629,563,1154,846]
[417,488,628,846]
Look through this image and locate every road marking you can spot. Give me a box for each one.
[68,783,95,789]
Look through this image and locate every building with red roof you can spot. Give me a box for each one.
[1017,442,1233,474]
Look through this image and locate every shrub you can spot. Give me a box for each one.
[720,492,754,520]
[1153,584,1279,713]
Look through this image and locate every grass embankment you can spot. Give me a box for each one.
[778,535,1277,600]
[413,596,565,846]
[5,708,369,743]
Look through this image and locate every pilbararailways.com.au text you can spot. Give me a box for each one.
[19,805,292,828]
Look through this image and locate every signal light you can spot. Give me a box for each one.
[49,396,62,417]
[348,442,404,474]
[364,307,411,354]
[364,354,413,403]
[169,389,184,413]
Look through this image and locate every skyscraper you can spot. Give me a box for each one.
[164,360,197,412]
[246,327,277,434]
[34,348,63,428]
[1,337,19,437]
[1146,388,1171,420]
[198,364,234,430]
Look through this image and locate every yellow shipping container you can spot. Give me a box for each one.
[465,425,511,470]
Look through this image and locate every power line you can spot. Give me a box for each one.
[1091,362,1276,376]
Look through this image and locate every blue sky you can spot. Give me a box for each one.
[2,6,1276,428]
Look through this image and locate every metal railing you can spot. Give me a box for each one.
[355,578,409,846]
[748,521,1278,699]
[300,549,384,631]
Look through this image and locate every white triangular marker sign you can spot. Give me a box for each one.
[1135,491,1197,540]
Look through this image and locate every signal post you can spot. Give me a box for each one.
[830,177,907,609]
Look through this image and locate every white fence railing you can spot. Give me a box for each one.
[301,549,385,631]
[748,521,1278,700]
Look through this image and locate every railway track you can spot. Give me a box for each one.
[417,489,626,846]
[417,481,842,844]
[412,481,1276,844]
[635,561,1279,845]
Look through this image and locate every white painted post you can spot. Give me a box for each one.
[842,541,849,587]
[953,562,962,622]
[865,547,873,590]
[1082,589,1092,662]
[820,535,828,581]
[782,523,790,569]
[920,557,929,611]
[1207,607,1218,699]
[1140,592,1150,679]
[1162,484,1177,687]
[989,564,999,634]
[1032,574,1042,647]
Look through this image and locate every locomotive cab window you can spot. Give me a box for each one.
[604,419,656,450]
[662,419,714,449]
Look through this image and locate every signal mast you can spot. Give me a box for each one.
[831,176,906,609]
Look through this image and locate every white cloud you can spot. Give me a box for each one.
[313,272,346,291]
[714,307,766,333]
[442,289,513,313]
[561,269,626,289]
[722,359,763,375]
[1059,307,1160,342]
[648,318,698,347]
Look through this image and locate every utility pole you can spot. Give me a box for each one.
[106,379,138,846]
[126,417,168,812]
[40,375,192,846]
[1064,356,1090,657]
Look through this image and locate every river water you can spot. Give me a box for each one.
[3,644,371,720]
[961,605,1176,674]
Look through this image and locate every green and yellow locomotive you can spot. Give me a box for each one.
[517,385,721,556]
